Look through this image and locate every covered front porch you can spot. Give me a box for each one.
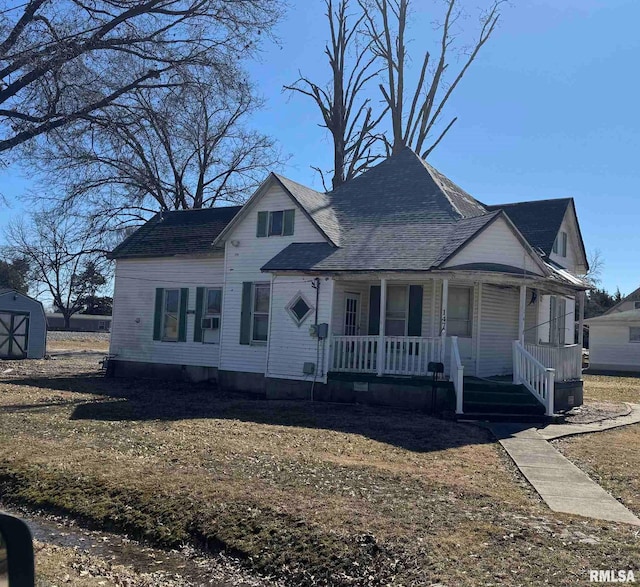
[328,273,586,416]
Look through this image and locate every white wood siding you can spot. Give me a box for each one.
[589,323,640,371]
[267,276,333,380]
[478,284,519,377]
[220,184,328,374]
[110,256,224,367]
[443,217,544,276]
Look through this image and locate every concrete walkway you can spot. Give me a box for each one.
[490,422,640,526]
[537,403,640,440]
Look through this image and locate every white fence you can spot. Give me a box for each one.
[331,336,443,376]
[524,343,582,382]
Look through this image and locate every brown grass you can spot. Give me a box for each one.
[583,373,640,403]
[0,357,639,586]
[555,424,640,517]
[46,340,110,352]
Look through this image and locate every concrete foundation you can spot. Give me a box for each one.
[554,380,584,412]
[218,369,266,396]
[107,359,217,383]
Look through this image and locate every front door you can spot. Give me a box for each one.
[344,293,360,336]
[0,312,29,359]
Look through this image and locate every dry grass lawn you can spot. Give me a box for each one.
[0,357,639,586]
[583,373,640,404]
[46,340,110,353]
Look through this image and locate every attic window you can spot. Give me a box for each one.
[286,293,313,326]
[257,210,295,237]
[553,231,568,257]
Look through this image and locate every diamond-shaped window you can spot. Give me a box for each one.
[287,293,313,325]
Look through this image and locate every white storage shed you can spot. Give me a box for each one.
[585,309,640,373]
[0,289,47,359]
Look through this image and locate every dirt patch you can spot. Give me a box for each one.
[561,401,631,424]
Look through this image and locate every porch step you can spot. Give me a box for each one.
[462,377,546,418]
[457,412,554,424]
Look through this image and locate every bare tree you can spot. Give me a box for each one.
[362,0,503,157]
[285,0,385,190]
[3,210,111,328]
[584,248,604,285]
[36,75,282,232]
[0,0,281,154]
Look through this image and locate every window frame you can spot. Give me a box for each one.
[161,288,181,342]
[257,209,295,238]
[448,285,473,338]
[286,292,314,326]
[630,326,640,343]
[634,301,640,310]
[385,285,409,336]
[251,282,271,343]
[202,287,222,344]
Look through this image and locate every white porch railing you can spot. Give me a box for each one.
[448,336,464,415]
[331,335,443,376]
[513,341,555,416]
[524,343,582,382]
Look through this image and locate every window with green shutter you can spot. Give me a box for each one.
[153,288,188,342]
[257,209,295,237]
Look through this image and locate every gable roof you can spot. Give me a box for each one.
[109,206,242,260]
[603,284,640,315]
[484,198,572,256]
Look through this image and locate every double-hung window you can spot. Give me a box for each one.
[634,301,640,310]
[162,289,180,341]
[448,286,473,337]
[385,285,408,336]
[256,210,295,237]
[630,327,640,343]
[203,287,222,343]
[553,231,568,257]
[252,283,270,342]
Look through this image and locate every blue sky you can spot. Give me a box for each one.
[1,0,639,295]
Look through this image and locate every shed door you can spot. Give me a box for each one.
[0,312,29,359]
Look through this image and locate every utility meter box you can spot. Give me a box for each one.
[316,323,328,339]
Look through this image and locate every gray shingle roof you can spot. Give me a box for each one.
[485,198,571,256]
[273,174,341,245]
[109,206,242,259]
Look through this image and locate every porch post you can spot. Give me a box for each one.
[440,278,448,363]
[577,291,585,348]
[518,285,527,344]
[377,278,387,376]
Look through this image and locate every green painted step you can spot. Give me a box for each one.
[463,401,546,415]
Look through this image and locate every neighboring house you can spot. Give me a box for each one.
[602,285,640,315]
[0,289,47,359]
[108,148,590,417]
[584,310,640,373]
[46,313,112,332]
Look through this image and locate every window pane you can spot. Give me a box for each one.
[164,289,179,313]
[449,287,471,321]
[291,297,311,322]
[163,313,178,340]
[207,288,221,314]
[630,327,640,342]
[386,286,407,317]
[385,319,405,336]
[269,211,283,236]
[253,315,269,341]
[448,319,471,337]
[254,284,270,313]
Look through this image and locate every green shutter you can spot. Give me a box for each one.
[408,285,423,336]
[283,209,295,236]
[178,288,189,342]
[240,282,253,344]
[153,288,163,340]
[257,211,268,237]
[194,287,205,342]
[368,285,380,335]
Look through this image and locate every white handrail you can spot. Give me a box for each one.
[524,343,581,382]
[513,341,555,416]
[449,336,464,415]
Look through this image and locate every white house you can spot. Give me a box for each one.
[585,310,640,373]
[108,149,590,417]
[602,285,640,315]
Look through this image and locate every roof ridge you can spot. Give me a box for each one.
[487,197,573,207]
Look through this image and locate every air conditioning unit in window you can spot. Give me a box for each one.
[201,317,220,330]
